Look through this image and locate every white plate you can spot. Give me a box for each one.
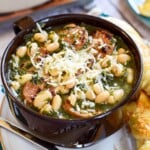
[0,0,49,14]
[0,95,136,150]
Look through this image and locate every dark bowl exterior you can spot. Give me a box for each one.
[1,14,143,147]
[7,94,124,147]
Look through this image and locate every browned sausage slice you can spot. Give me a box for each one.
[59,24,89,50]
[63,100,93,119]
[93,30,115,57]
[23,81,40,104]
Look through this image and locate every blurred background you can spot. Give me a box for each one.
[0,0,150,39]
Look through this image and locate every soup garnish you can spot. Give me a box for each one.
[8,23,135,119]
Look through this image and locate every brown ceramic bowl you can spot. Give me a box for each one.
[1,14,143,148]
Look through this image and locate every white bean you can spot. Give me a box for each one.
[11,81,20,90]
[40,104,52,113]
[113,89,124,101]
[34,32,48,42]
[33,90,52,109]
[111,64,124,77]
[65,79,76,89]
[45,42,59,53]
[118,48,126,54]
[108,96,115,104]
[127,68,134,84]
[93,83,102,95]
[117,54,131,64]
[48,31,59,42]
[86,89,96,101]
[52,95,62,111]
[16,46,27,58]
[68,94,77,106]
[95,91,110,104]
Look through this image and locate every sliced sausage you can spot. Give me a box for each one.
[59,24,89,50]
[92,30,115,57]
[63,100,93,119]
[23,81,40,104]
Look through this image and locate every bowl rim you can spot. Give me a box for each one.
[1,13,143,122]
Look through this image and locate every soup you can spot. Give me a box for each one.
[8,23,135,119]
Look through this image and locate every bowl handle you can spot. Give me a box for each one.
[13,16,35,35]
